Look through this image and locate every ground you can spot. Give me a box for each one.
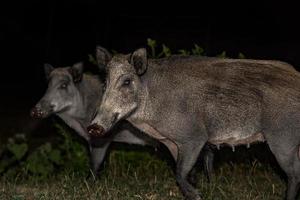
[0,147,289,200]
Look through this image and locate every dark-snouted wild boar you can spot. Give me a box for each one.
[88,48,300,200]
[30,58,158,176]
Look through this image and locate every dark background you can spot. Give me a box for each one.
[1,1,300,141]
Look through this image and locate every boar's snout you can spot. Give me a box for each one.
[87,123,105,137]
[30,103,55,119]
[30,107,44,119]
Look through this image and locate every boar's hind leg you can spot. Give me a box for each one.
[188,146,214,186]
[176,141,206,200]
[266,134,300,200]
[89,142,110,177]
[203,145,214,182]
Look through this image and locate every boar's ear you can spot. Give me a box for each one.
[96,46,112,71]
[44,63,54,79]
[130,48,147,75]
[69,62,84,83]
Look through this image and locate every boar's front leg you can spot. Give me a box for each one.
[89,141,111,176]
[176,140,206,200]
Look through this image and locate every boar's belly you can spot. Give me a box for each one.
[208,131,265,146]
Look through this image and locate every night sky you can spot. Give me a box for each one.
[1,1,300,136]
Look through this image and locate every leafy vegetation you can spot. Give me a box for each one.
[0,123,89,179]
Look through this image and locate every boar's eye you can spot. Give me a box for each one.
[122,78,131,87]
[60,83,68,89]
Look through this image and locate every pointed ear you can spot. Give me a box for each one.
[130,48,147,75]
[69,62,84,83]
[44,63,54,79]
[96,46,112,71]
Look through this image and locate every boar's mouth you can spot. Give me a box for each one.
[55,106,71,115]
[90,110,99,122]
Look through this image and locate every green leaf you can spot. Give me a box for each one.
[178,49,190,55]
[88,54,97,65]
[0,156,17,174]
[7,143,28,160]
[161,44,171,57]
[42,142,52,153]
[147,38,157,58]
[111,49,118,55]
[26,150,54,177]
[217,51,227,58]
[238,52,246,59]
[48,149,62,165]
[192,44,204,55]
[147,38,157,49]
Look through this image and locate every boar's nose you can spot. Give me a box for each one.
[87,124,105,137]
[30,107,43,119]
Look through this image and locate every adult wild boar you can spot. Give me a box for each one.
[88,48,300,200]
[30,48,214,180]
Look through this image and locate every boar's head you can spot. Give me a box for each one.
[31,62,84,119]
[88,48,147,137]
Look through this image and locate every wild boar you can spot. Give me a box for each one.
[88,48,300,200]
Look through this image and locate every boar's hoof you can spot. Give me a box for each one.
[87,124,105,137]
[30,107,43,119]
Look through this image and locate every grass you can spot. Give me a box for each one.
[0,146,290,200]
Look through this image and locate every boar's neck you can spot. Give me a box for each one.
[77,74,102,125]
[128,74,149,122]
[58,74,102,138]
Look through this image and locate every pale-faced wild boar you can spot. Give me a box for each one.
[30,48,214,181]
[88,48,300,200]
